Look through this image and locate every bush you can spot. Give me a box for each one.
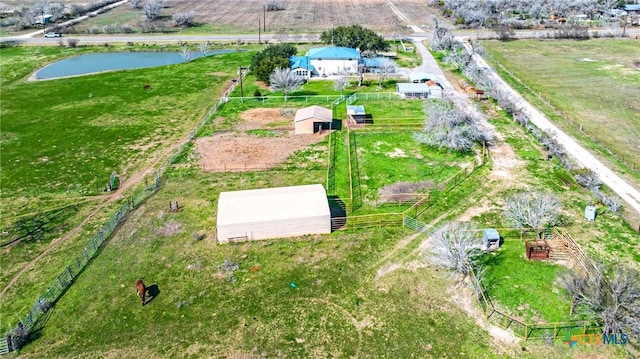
[172,10,195,27]
[377,181,434,204]
[66,38,80,48]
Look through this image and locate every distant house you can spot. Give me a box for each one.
[294,105,333,134]
[290,46,361,79]
[34,14,53,25]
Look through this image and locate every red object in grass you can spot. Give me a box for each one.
[251,266,260,272]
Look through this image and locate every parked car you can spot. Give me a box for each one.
[44,32,62,38]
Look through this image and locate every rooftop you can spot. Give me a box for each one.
[307,47,361,60]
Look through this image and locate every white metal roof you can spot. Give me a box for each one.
[294,105,333,123]
[396,83,429,93]
[217,184,330,226]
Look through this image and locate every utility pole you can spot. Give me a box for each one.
[258,17,261,44]
[263,5,266,31]
[239,67,244,103]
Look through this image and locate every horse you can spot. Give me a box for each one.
[135,279,146,305]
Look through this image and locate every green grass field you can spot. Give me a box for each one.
[480,240,574,323]
[2,40,639,358]
[481,39,640,178]
[1,45,254,201]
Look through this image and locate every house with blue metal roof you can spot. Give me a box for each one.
[290,56,314,78]
[290,46,361,78]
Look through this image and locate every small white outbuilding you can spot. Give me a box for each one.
[294,105,333,134]
[216,184,331,243]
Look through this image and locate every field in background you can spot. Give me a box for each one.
[9,0,437,36]
[482,39,640,181]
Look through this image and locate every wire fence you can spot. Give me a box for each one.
[1,65,253,355]
[464,228,604,342]
[225,92,399,106]
[491,59,639,174]
[3,184,158,353]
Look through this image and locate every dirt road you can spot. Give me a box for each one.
[458,40,640,216]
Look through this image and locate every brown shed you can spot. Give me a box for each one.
[294,106,333,134]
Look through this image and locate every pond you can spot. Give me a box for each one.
[33,50,238,80]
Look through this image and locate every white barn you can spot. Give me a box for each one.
[216,184,331,243]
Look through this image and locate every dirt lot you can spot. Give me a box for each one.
[195,108,328,172]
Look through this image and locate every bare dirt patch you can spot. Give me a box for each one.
[237,108,294,131]
[196,108,327,171]
[457,142,527,222]
[165,0,432,33]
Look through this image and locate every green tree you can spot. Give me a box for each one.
[320,25,389,53]
[250,43,297,83]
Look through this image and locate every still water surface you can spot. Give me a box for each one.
[35,50,237,80]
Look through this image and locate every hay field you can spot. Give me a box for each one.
[163,0,434,33]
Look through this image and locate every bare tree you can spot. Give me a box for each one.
[573,168,601,191]
[269,67,304,102]
[197,41,209,56]
[375,57,396,87]
[143,0,164,21]
[128,0,144,9]
[503,192,561,238]
[0,3,12,16]
[172,10,195,27]
[431,16,455,51]
[415,98,492,153]
[264,0,284,11]
[180,46,193,62]
[425,222,484,281]
[69,4,85,16]
[333,76,349,96]
[560,266,640,346]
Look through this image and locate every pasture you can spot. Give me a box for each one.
[0,44,255,318]
[481,39,640,180]
[2,39,639,358]
[9,167,598,359]
[0,44,253,204]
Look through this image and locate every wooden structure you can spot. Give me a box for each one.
[457,79,484,100]
[525,240,550,260]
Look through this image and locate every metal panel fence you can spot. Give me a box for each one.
[4,186,157,352]
[2,66,253,355]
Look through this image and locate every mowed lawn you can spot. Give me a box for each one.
[482,39,640,173]
[14,169,502,358]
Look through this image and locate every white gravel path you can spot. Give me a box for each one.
[461,39,640,216]
[406,35,640,217]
